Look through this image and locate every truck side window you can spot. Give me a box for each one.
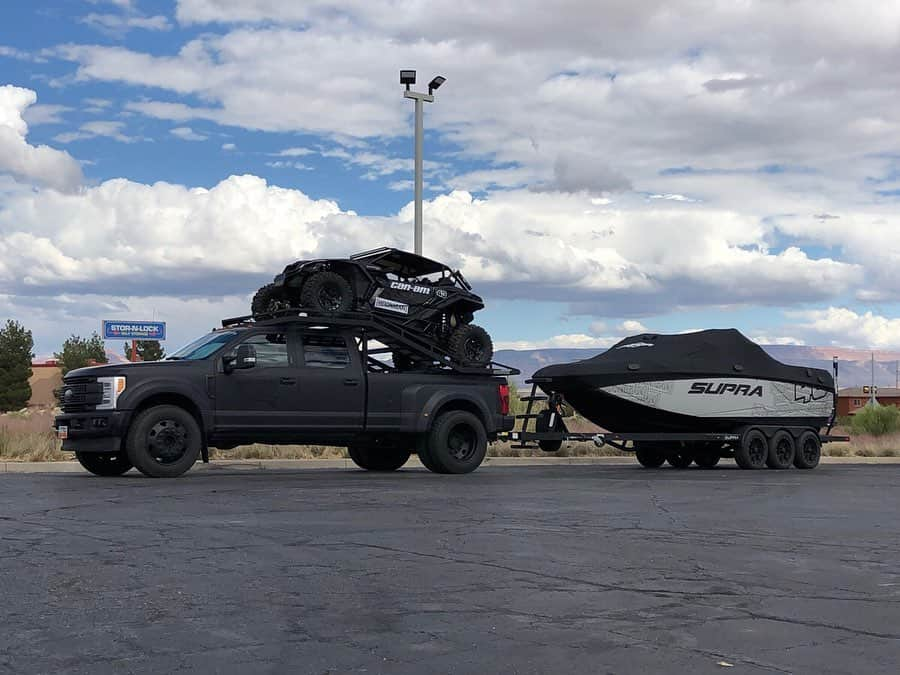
[303,333,351,369]
[233,333,290,367]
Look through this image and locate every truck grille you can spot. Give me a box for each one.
[59,377,103,412]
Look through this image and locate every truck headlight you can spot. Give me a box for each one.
[96,376,126,410]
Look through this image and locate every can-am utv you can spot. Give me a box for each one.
[252,247,493,367]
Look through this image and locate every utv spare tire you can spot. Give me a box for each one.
[300,271,354,314]
[251,283,289,317]
[447,324,493,366]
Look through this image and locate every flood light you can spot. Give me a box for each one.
[428,75,446,94]
[400,70,416,90]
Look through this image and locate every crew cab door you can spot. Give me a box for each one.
[294,330,364,431]
[214,329,303,433]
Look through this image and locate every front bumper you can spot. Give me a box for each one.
[54,410,130,453]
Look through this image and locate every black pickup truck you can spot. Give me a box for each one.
[54,319,514,478]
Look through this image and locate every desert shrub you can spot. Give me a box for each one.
[851,404,900,436]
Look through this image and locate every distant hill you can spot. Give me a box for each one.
[496,344,900,389]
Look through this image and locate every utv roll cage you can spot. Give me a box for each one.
[349,247,473,290]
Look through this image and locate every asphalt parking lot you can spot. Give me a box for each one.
[1,464,899,674]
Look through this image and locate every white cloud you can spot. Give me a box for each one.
[170,126,207,141]
[54,120,138,144]
[789,308,900,350]
[81,13,171,34]
[619,320,646,333]
[0,86,83,192]
[495,334,617,351]
[221,142,236,150]
[275,147,314,157]
[22,104,72,126]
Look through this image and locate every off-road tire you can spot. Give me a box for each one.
[447,324,493,367]
[300,271,354,315]
[347,443,411,471]
[735,428,768,469]
[251,283,289,317]
[766,430,795,469]
[421,410,487,474]
[392,352,422,372]
[793,430,821,469]
[75,451,133,476]
[125,405,202,478]
[634,442,666,468]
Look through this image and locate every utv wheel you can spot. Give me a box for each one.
[392,352,422,372]
[251,283,289,317]
[75,451,133,476]
[125,405,202,478]
[347,444,411,471]
[793,431,821,469]
[766,430,795,469]
[300,271,354,314]
[634,442,666,468]
[735,428,768,469]
[421,410,488,474]
[447,324,494,367]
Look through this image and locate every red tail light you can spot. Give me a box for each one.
[498,383,510,415]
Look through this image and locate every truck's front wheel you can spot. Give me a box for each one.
[75,451,133,476]
[419,410,487,474]
[126,405,202,478]
[347,443,411,471]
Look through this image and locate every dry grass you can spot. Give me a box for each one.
[1,409,898,462]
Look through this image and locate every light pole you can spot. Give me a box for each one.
[400,69,445,255]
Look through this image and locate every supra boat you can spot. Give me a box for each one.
[532,329,835,433]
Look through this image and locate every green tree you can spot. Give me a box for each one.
[124,340,165,362]
[0,320,34,412]
[54,333,108,375]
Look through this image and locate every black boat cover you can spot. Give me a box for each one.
[535,329,834,390]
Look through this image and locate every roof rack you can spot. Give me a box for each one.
[221,309,519,377]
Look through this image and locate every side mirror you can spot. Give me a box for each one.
[224,344,257,373]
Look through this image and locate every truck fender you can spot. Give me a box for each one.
[119,379,212,431]
[414,389,493,434]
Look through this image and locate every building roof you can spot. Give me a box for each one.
[838,387,900,397]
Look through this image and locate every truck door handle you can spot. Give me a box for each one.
[343,378,360,386]
[280,377,297,385]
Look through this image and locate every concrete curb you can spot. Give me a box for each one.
[2,455,900,473]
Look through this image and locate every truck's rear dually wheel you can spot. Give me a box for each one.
[418,410,487,474]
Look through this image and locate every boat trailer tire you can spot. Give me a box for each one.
[634,442,666,468]
[766,430,795,470]
[735,428,768,470]
[667,450,693,469]
[348,443,411,471]
[535,410,563,452]
[793,431,822,470]
[693,445,721,469]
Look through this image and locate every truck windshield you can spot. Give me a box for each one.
[167,331,238,360]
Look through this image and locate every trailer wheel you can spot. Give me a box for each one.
[75,451,133,476]
[535,409,563,452]
[348,443,411,471]
[766,430,795,469]
[634,442,666,468]
[420,410,487,474]
[667,451,693,469]
[793,431,821,469]
[693,444,721,469]
[735,428,768,469]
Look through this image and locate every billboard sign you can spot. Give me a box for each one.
[102,320,167,341]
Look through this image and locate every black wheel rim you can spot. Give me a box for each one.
[447,423,478,462]
[464,336,485,362]
[318,283,344,311]
[148,419,189,465]
[802,439,819,463]
[748,437,767,465]
[776,439,792,464]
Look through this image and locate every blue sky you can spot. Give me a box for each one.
[2,0,900,357]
